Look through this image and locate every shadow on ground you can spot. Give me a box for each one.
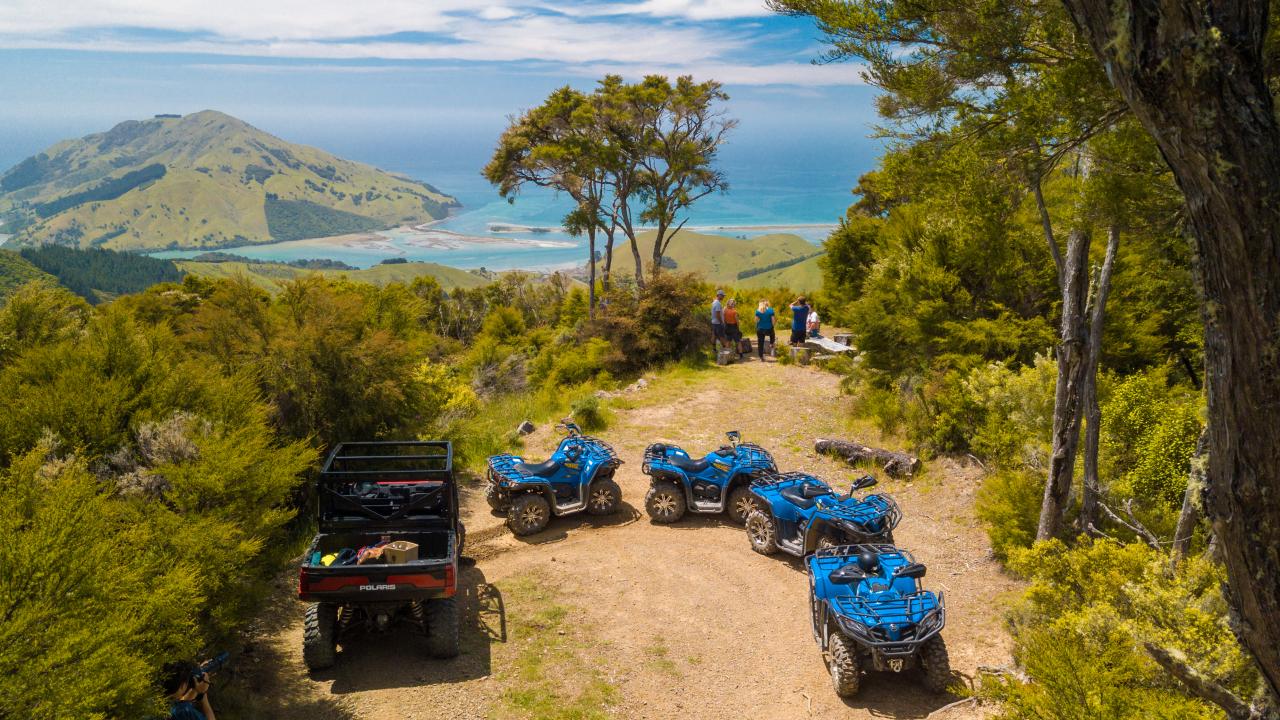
[508,500,643,545]
[841,672,963,718]
[317,563,506,694]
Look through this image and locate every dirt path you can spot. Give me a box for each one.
[246,361,1021,719]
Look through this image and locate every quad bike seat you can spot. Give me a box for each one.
[780,481,829,509]
[669,455,712,473]
[514,459,562,477]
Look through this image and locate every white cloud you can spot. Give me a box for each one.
[0,0,861,87]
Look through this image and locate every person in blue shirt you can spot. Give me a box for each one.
[789,296,811,346]
[754,300,776,360]
[161,660,216,720]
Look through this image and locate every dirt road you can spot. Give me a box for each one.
[240,361,1020,719]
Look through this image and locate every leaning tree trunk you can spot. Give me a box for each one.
[1079,226,1120,534]
[1060,0,1280,707]
[1037,227,1092,541]
[602,228,616,295]
[1172,429,1209,568]
[587,227,597,320]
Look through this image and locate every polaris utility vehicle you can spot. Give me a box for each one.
[642,431,777,524]
[807,544,950,696]
[744,471,900,557]
[486,422,623,536]
[298,441,464,671]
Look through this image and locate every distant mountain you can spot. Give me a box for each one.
[611,230,825,291]
[177,259,490,292]
[0,110,459,251]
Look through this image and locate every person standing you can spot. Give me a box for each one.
[789,296,810,346]
[755,300,776,360]
[724,298,743,359]
[807,305,821,338]
[711,289,727,352]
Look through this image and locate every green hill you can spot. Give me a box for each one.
[0,249,57,299]
[177,259,490,292]
[608,230,824,291]
[0,110,458,251]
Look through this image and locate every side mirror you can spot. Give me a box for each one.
[828,565,866,584]
[850,474,878,493]
[894,562,927,580]
[560,421,581,436]
[726,430,741,445]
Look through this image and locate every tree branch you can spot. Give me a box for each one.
[1143,642,1254,720]
[1097,499,1161,549]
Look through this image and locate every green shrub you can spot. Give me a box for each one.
[983,539,1259,719]
[975,469,1045,560]
[0,310,311,719]
[592,273,709,375]
[570,395,608,431]
[1101,368,1203,507]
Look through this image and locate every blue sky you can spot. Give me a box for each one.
[0,1,883,190]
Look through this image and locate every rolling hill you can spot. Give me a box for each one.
[0,110,458,251]
[177,259,490,292]
[0,249,57,299]
[609,230,825,291]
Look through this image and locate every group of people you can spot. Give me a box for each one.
[711,289,820,362]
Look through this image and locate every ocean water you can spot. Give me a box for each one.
[146,130,880,270]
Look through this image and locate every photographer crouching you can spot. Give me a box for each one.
[159,653,226,720]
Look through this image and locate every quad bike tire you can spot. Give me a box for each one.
[508,493,552,536]
[645,481,686,524]
[726,485,759,524]
[745,509,780,555]
[828,632,862,697]
[302,602,338,671]
[586,478,622,515]
[424,596,461,658]
[816,532,844,552]
[919,635,952,693]
[485,480,509,512]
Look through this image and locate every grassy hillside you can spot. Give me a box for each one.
[0,249,56,299]
[178,259,489,291]
[607,230,824,291]
[0,110,458,251]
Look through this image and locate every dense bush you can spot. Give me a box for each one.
[984,540,1257,719]
[33,163,166,218]
[591,273,710,375]
[0,304,311,719]
[263,195,384,241]
[19,245,184,303]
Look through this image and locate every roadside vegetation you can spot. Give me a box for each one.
[0,264,798,717]
[774,0,1272,716]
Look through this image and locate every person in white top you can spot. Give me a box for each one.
[807,306,821,338]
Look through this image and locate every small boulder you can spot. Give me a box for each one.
[517,420,535,435]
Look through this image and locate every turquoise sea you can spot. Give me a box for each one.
[147,130,880,270]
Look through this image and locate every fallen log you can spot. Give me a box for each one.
[815,438,922,478]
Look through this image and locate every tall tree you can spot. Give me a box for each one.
[620,75,736,278]
[484,87,611,315]
[1056,0,1280,712]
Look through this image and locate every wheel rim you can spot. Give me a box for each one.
[747,515,771,545]
[652,492,678,517]
[520,504,544,528]
[733,496,754,519]
[591,487,614,510]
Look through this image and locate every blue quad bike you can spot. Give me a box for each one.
[808,544,950,696]
[485,422,624,536]
[641,431,778,524]
[744,471,900,556]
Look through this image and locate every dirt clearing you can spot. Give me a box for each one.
[247,361,1021,719]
